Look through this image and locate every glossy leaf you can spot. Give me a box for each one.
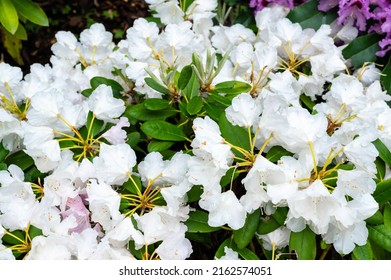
[0,141,9,162]
[381,55,391,94]
[233,209,261,249]
[4,150,34,171]
[373,139,391,167]
[215,238,233,259]
[185,210,219,233]
[352,242,373,260]
[219,113,251,152]
[124,104,177,121]
[237,247,260,260]
[266,146,293,162]
[342,32,382,68]
[143,98,169,111]
[257,216,281,235]
[0,0,18,34]
[287,0,337,30]
[289,226,317,260]
[384,203,391,230]
[182,71,200,99]
[186,185,202,203]
[178,65,193,90]
[145,77,170,95]
[12,0,49,26]
[28,225,43,239]
[186,95,203,115]
[126,132,140,149]
[90,76,123,97]
[213,80,251,95]
[368,224,391,252]
[373,178,391,204]
[141,120,187,141]
[366,210,384,225]
[147,140,174,152]
[1,230,24,245]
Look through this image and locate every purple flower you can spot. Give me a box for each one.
[318,0,339,12]
[337,0,373,31]
[377,37,391,57]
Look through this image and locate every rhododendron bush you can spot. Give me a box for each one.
[1,0,391,260]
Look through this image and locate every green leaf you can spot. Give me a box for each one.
[213,81,251,95]
[215,238,232,259]
[126,132,140,149]
[90,76,123,98]
[0,0,18,34]
[374,178,391,204]
[368,224,391,252]
[381,55,391,94]
[186,96,203,115]
[12,0,49,26]
[81,88,93,97]
[206,93,233,108]
[373,139,391,167]
[219,113,251,153]
[352,242,373,260]
[0,163,7,170]
[366,210,384,225]
[28,225,43,239]
[178,65,193,90]
[124,104,177,121]
[375,157,386,181]
[143,98,169,111]
[289,226,317,260]
[384,203,391,230]
[185,210,220,233]
[272,207,289,225]
[266,146,293,162]
[123,176,142,194]
[257,216,281,235]
[182,71,200,99]
[0,141,9,162]
[1,26,23,64]
[187,185,202,203]
[1,230,24,245]
[4,150,34,171]
[300,94,315,111]
[141,120,187,141]
[204,102,225,122]
[233,209,261,249]
[236,247,260,260]
[145,77,170,95]
[147,140,174,152]
[287,0,337,30]
[342,32,382,68]
[86,112,104,139]
[14,22,27,40]
[23,166,45,182]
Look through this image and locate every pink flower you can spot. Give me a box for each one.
[61,195,91,233]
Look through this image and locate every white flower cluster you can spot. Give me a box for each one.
[0,2,389,259]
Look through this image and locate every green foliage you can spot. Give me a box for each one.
[342,33,382,68]
[289,227,317,260]
[0,0,48,64]
[185,210,220,233]
[287,0,337,30]
[233,209,260,249]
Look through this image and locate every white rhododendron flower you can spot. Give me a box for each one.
[0,1,389,260]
